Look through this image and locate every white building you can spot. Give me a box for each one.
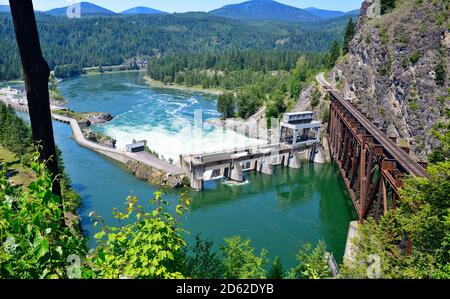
[280,111,321,147]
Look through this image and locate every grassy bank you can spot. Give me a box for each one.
[83,68,145,77]
[0,145,34,186]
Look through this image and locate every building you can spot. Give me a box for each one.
[125,140,146,153]
[280,111,321,147]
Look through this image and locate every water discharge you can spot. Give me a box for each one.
[63,71,265,160]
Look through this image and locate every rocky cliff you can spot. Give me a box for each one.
[126,160,188,188]
[329,0,449,160]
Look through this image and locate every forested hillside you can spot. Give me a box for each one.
[0,12,352,81]
[146,48,336,120]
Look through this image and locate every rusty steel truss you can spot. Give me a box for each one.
[325,87,428,221]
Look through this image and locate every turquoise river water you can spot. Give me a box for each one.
[7,71,357,267]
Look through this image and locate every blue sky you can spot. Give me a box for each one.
[0,1,363,13]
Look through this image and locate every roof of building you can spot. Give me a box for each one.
[283,111,314,116]
[126,141,146,148]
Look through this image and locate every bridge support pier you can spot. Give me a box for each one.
[190,175,204,191]
[230,162,244,182]
[190,166,205,191]
[287,152,302,169]
[260,157,274,175]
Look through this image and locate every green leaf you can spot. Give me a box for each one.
[33,235,49,259]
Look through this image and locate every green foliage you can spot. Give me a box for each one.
[86,193,191,279]
[0,154,86,278]
[321,108,330,124]
[310,89,321,108]
[54,64,82,79]
[265,88,288,123]
[0,103,32,157]
[56,147,81,213]
[147,50,326,91]
[236,89,263,119]
[343,18,356,54]
[217,93,236,119]
[288,241,331,279]
[428,115,449,164]
[289,57,309,99]
[434,11,448,26]
[409,51,421,65]
[327,40,341,69]
[183,234,223,279]
[397,162,450,277]
[409,101,418,111]
[221,236,268,279]
[267,256,285,279]
[0,104,80,214]
[49,76,65,102]
[379,27,389,45]
[435,60,446,86]
[381,0,397,15]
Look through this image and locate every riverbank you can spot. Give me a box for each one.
[0,80,24,85]
[144,76,224,96]
[83,68,145,77]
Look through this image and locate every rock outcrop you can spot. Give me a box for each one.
[329,0,449,160]
[126,160,188,188]
[85,112,114,125]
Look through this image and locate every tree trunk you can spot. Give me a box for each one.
[9,0,62,199]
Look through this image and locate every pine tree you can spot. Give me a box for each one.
[267,257,284,279]
[343,18,356,55]
[435,60,446,86]
[327,40,341,69]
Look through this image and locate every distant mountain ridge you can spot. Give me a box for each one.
[120,7,167,15]
[2,1,360,21]
[209,0,319,23]
[45,2,116,16]
[305,7,360,19]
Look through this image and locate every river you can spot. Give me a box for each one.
[8,71,357,268]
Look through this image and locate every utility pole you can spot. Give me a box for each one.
[9,0,62,199]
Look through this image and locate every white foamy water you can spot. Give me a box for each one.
[99,121,265,161]
[60,71,266,160]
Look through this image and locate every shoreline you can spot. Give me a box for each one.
[143,76,224,96]
[82,69,145,77]
[0,80,24,85]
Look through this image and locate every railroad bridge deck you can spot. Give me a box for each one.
[317,74,428,220]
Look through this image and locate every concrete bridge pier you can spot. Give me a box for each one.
[260,157,274,175]
[190,166,205,191]
[230,162,244,182]
[190,175,204,191]
[287,152,302,169]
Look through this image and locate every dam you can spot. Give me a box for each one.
[181,111,324,190]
